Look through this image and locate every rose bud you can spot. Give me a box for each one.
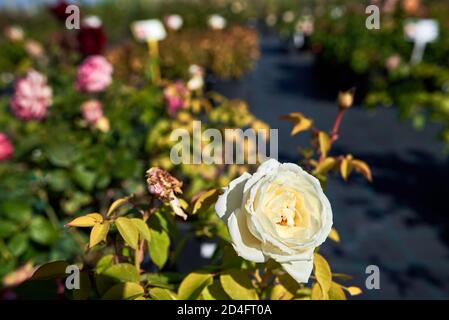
[337,90,354,110]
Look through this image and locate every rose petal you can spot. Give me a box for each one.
[281,258,314,283]
[228,209,265,263]
[215,172,251,220]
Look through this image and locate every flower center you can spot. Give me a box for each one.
[274,193,297,227]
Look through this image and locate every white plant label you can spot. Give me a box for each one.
[131,19,167,42]
[404,19,439,64]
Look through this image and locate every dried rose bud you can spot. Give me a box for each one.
[146,167,187,220]
[146,167,183,200]
[337,90,354,110]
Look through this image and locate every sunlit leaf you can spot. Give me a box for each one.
[192,189,220,215]
[328,282,346,300]
[149,287,177,300]
[314,157,336,175]
[202,280,230,300]
[89,222,110,248]
[328,228,340,243]
[178,272,213,300]
[340,155,353,181]
[270,284,294,300]
[220,269,259,300]
[107,197,129,217]
[102,263,140,283]
[281,112,313,136]
[102,282,144,300]
[318,131,331,158]
[66,213,102,227]
[352,159,373,182]
[131,218,151,242]
[310,283,324,300]
[344,286,363,296]
[115,217,139,249]
[313,253,332,299]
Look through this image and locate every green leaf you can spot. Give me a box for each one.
[32,261,70,280]
[102,263,140,283]
[7,233,29,257]
[96,254,114,274]
[102,282,144,300]
[145,273,183,290]
[270,284,294,300]
[178,272,213,300]
[131,218,151,242]
[220,269,259,300]
[149,287,177,300]
[148,213,170,269]
[115,217,139,249]
[0,201,32,223]
[29,216,58,245]
[0,219,18,238]
[313,253,332,299]
[72,165,97,192]
[46,143,78,167]
[89,222,110,248]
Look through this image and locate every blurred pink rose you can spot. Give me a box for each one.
[10,70,52,121]
[164,81,187,116]
[75,55,113,93]
[0,133,14,162]
[385,54,402,71]
[81,100,103,124]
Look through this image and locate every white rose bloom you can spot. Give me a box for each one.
[208,14,227,30]
[165,14,183,31]
[215,158,333,283]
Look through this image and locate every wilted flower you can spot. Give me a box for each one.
[76,55,113,93]
[77,16,108,56]
[0,133,14,162]
[385,54,402,71]
[164,14,183,31]
[164,81,187,116]
[208,14,227,30]
[10,70,52,121]
[146,167,187,220]
[215,159,333,283]
[81,100,103,125]
[4,25,24,42]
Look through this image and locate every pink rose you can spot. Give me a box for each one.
[0,133,14,162]
[164,81,187,116]
[10,70,52,121]
[81,100,103,124]
[75,55,113,93]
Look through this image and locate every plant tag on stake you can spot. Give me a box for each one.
[130,19,167,42]
[404,19,439,64]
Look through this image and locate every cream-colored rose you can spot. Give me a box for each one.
[215,158,333,283]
